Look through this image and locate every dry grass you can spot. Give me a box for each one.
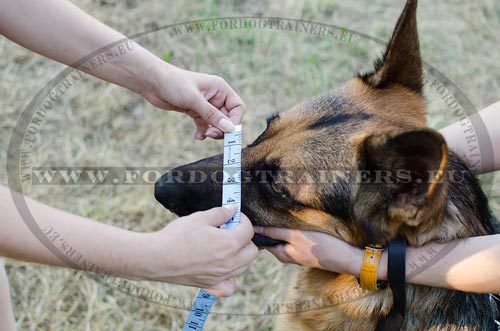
[1,0,499,330]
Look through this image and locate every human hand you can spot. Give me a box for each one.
[0,0,244,140]
[141,63,244,140]
[137,206,258,296]
[254,226,364,276]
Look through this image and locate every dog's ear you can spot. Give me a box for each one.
[360,0,422,94]
[354,128,448,236]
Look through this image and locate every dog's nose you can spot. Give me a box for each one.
[155,168,203,216]
[154,176,180,211]
[154,154,224,216]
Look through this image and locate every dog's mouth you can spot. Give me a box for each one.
[252,232,286,247]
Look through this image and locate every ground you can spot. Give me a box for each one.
[1,0,499,330]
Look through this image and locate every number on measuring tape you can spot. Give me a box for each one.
[182,125,242,331]
[221,125,242,230]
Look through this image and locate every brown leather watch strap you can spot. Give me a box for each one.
[360,244,384,291]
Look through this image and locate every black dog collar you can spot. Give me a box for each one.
[376,237,407,331]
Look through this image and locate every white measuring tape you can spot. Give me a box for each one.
[183,125,242,331]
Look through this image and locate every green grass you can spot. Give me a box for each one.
[1,0,499,330]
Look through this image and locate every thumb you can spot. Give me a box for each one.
[199,205,237,227]
[191,95,235,133]
[206,278,236,297]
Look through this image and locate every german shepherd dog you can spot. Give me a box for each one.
[155,1,499,329]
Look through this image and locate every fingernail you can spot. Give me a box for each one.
[218,118,235,133]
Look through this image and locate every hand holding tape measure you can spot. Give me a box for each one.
[183,125,244,331]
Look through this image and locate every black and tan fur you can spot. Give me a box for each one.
[155,1,499,329]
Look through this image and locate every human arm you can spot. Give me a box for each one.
[0,0,243,139]
[440,101,500,173]
[256,226,500,293]
[0,185,258,296]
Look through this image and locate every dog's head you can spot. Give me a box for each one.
[155,0,449,247]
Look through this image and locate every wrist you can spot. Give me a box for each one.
[121,229,181,282]
[346,245,365,277]
[133,51,173,96]
[377,250,388,281]
[344,245,388,280]
[102,230,148,280]
[86,40,170,98]
[322,238,364,276]
[109,230,164,281]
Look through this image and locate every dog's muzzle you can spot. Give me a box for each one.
[154,156,285,247]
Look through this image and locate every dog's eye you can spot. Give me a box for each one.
[263,160,291,199]
[268,173,291,200]
[270,179,286,197]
